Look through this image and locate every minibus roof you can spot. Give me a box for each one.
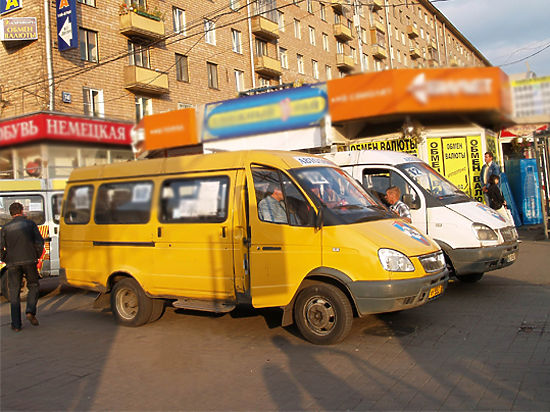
[324,150,423,167]
[67,150,337,182]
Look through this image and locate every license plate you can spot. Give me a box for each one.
[428,285,443,299]
[506,253,516,263]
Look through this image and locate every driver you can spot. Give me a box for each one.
[385,186,411,223]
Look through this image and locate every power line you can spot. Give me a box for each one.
[497,41,550,67]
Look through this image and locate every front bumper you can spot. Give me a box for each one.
[348,269,449,316]
[445,242,519,276]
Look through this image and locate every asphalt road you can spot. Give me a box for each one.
[1,239,549,411]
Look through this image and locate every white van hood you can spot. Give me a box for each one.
[445,201,509,228]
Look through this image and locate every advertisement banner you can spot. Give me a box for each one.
[0,16,37,41]
[485,131,500,164]
[56,0,77,51]
[143,108,198,151]
[0,0,22,15]
[467,135,484,203]
[348,137,418,156]
[441,137,469,193]
[0,113,133,146]
[427,138,443,174]
[202,84,328,141]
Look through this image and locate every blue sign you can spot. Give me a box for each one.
[1,0,22,15]
[202,84,328,141]
[392,221,431,246]
[56,0,77,51]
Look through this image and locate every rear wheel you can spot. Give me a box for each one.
[148,299,166,323]
[456,273,484,283]
[294,282,353,345]
[111,278,153,326]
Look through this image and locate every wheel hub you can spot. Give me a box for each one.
[304,297,336,335]
[116,288,138,320]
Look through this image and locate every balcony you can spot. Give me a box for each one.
[331,0,350,12]
[410,47,421,59]
[251,15,279,41]
[449,58,459,67]
[333,23,353,42]
[254,55,282,77]
[336,54,355,71]
[120,11,165,40]
[371,20,385,34]
[407,24,419,38]
[428,40,438,51]
[371,44,387,59]
[370,0,383,11]
[124,65,169,94]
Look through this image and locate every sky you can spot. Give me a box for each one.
[434,0,550,77]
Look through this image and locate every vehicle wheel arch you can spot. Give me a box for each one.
[281,267,358,327]
[106,271,134,293]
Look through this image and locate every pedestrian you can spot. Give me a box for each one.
[385,186,412,223]
[481,151,501,205]
[487,174,509,222]
[0,202,44,332]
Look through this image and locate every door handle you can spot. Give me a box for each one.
[262,246,282,251]
[221,226,227,238]
[157,227,162,237]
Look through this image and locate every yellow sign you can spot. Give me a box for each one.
[467,135,484,203]
[427,138,443,174]
[442,137,469,193]
[349,137,418,156]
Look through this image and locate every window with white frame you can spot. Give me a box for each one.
[258,77,269,87]
[308,26,316,45]
[204,19,216,45]
[207,62,218,89]
[77,0,95,6]
[135,96,152,122]
[322,33,329,51]
[294,19,301,38]
[234,69,245,92]
[128,41,149,68]
[325,65,331,80]
[231,29,242,53]
[173,7,186,34]
[255,38,268,56]
[297,54,304,74]
[307,0,313,13]
[350,46,356,63]
[83,87,104,118]
[362,53,368,70]
[230,0,239,11]
[320,3,326,21]
[278,11,285,31]
[336,41,344,54]
[312,60,319,79]
[279,47,288,68]
[79,28,98,62]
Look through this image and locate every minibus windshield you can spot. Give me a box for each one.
[398,162,471,204]
[292,167,393,225]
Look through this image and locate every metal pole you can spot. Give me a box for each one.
[247,0,256,90]
[44,0,55,111]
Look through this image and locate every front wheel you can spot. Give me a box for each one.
[111,278,153,326]
[294,282,353,345]
[456,273,484,283]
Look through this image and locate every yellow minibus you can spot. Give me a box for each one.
[60,150,448,344]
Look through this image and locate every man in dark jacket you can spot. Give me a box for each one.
[0,202,44,331]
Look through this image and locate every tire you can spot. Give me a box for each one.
[148,299,166,323]
[294,282,353,345]
[110,278,153,327]
[456,273,484,283]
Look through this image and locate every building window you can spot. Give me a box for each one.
[207,62,218,89]
[255,0,278,23]
[334,12,341,24]
[297,54,304,74]
[306,0,313,13]
[278,11,285,31]
[322,33,329,51]
[125,0,146,8]
[128,41,150,68]
[320,3,326,21]
[255,38,268,56]
[336,41,344,54]
[312,59,319,79]
[362,53,368,70]
[234,69,245,92]
[230,0,239,11]
[279,47,288,68]
[308,26,316,45]
[170,8,186,35]
[350,46,356,63]
[294,19,301,39]
[77,0,95,6]
[231,29,242,53]
[374,30,385,47]
[204,19,216,45]
[79,28,98,62]
[361,28,367,44]
[258,77,269,87]
[83,87,104,118]
[325,65,331,80]
[175,53,189,82]
[135,96,152,122]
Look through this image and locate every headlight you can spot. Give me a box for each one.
[472,223,498,241]
[378,248,415,272]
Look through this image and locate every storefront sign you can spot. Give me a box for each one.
[327,67,511,123]
[203,84,328,141]
[0,0,22,15]
[0,17,37,41]
[143,108,198,151]
[0,113,133,147]
[56,0,77,51]
[348,137,418,156]
[467,135,483,203]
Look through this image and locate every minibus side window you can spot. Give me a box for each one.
[252,166,314,226]
[159,176,229,223]
[0,195,45,226]
[52,194,63,224]
[362,168,420,210]
[64,186,94,224]
[95,181,153,224]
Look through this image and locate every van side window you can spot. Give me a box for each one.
[52,194,63,224]
[0,195,45,226]
[64,186,94,224]
[252,166,314,226]
[159,176,229,223]
[362,168,420,210]
[95,181,153,224]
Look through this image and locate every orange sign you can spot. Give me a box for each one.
[327,67,511,122]
[143,108,198,151]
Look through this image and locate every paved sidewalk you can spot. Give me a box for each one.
[1,240,549,411]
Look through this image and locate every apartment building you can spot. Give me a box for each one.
[0,0,490,123]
